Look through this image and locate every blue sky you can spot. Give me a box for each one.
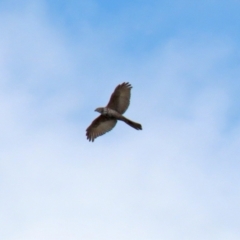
[1,0,240,239]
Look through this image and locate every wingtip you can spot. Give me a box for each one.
[87,137,94,142]
[86,133,94,142]
[120,82,132,89]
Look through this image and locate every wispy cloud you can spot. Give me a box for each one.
[0,1,240,240]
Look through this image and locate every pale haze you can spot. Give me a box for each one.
[1,1,240,239]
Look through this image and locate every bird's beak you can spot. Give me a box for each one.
[95,108,100,113]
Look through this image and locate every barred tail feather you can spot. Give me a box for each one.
[123,117,142,130]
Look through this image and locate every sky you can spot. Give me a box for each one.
[0,0,240,239]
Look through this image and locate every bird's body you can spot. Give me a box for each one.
[86,82,142,142]
[95,107,121,118]
[95,107,142,130]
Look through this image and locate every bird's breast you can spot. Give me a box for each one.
[102,107,119,117]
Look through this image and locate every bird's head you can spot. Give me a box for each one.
[95,107,103,113]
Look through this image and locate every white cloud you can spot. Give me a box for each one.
[0,2,240,240]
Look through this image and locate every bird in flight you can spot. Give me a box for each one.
[86,82,142,142]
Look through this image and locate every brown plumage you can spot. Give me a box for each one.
[86,82,142,142]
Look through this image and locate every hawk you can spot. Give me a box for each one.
[86,82,142,142]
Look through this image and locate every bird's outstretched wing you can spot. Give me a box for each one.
[86,115,117,142]
[106,82,132,114]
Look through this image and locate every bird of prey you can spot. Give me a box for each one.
[86,82,142,142]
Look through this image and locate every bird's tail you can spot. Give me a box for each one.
[122,117,142,130]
